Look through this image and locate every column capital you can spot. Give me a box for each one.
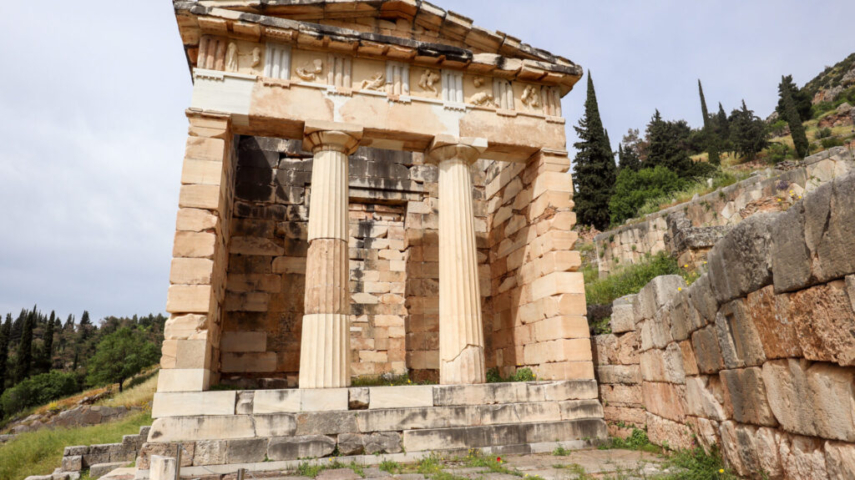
[426,135,488,165]
[303,120,364,155]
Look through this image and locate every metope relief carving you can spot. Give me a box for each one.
[386,61,410,97]
[473,77,485,88]
[441,70,464,105]
[360,72,386,91]
[264,43,292,80]
[418,70,440,96]
[251,47,261,68]
[492,78,515,110]
[521,85,541,110]
[470,91,495,106]
[296,59,324,81]
[327,54,352,89]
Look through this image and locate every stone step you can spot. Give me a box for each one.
[89,463,130,479]
[402,419,607,452]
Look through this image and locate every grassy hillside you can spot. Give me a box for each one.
[0,371,157,480]
[803,52,855,98]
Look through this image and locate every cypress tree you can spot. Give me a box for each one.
[646,110,694,178]
[776,75,812,122]
[0,315,11,396]
[16,310,34,382]
[618,143,641,171]
[572,71,617,230]
[40,311,56,373]
[698,80,720,166]
[79,310,92,342]
[781,76,810,158]
[730,100,768,160]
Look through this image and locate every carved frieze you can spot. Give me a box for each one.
[327,54,353,90]
[385,62,410,97]
[441,70,464,105]
[493,78,515,110]
[264,43,292,81]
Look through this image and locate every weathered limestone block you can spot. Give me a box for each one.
[252,390,300,414]
[678,340,699,376]
[642,382,686,423]
[707,213,777,304]
[719,422,783,479]
[762,359,855,441]
[640,350,666,383]
[364,432,403,454]
[61,455,83,472]
[633,275,685,322]
[301,388,349,411]
[744,286,802,360]
[532,316,589,342]
[692,324,725,374]
[778,434,829,480]
[193,440,225,466]
[150,456,177,480]
[685,376,727,421]
[267,435,336,461]
[715,300,766,369]
[610,295,636,333]
[348,387,369,410]
[138,443,194,469]
[596,365,640,385]
[603,406,646,425]
[152,392,236,418]
[813,171,855,282]
[687,274,718,325]
[224,438,267,464]
[337,433,365,456]
[599,384,642,406]
[719,368,777,427]
[148,416,255,442]
[559,399,604,420]
[824,441,855,480]
[689,417,721,454]
[788,280,855,366]
[646,413,694,451]
[254,414,297,438]
[770,202,811,293]
[369,385,433,409]
[295,411,358,435]
[176,208,218,232]
[663,343,687,384]
[639,314,672,352]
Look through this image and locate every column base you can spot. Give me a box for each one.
[298,313,351,389]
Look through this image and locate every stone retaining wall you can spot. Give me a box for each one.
[142,381,606,477]
[594,147,854,277]
[592,169,855,479]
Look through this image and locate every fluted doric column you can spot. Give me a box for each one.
[299,121,363,389]
[427,135,489,385]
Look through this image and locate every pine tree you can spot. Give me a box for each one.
[0,315,11,396]
[776,75,812,122]
[79,310,92,342]
[618,143,641,171]
[781,77,810,158]
[572,71,617,230]
[16,310,35,382]
[645,110,694,178]
[698,80,720,166]
[730,100,768,160]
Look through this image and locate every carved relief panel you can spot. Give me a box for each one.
[264,43,292,80]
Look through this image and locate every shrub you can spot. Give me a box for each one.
[812,101,834,118]
[609,166,686,226]
[585,253,686,306]
[821,137,845,149]
[766,142,793,164]
[816,127,833,139]
[769,119,789,137]
[1,371,81,417]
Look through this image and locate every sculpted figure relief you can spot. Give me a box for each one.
[296,59,324,81]
[419,70,440,96]
[473,77,485,88]
[360,72,386,91]
[521,85,541,109]
[251,47,261,68]
[470,91,495,106]
[225,42,238,72]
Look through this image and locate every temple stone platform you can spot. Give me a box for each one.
[141,380,606,478]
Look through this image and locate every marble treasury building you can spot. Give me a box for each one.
[152,0,605,474]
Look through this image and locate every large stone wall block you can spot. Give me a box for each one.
[669,290,705,342]
[646,413,694,451]
[692,324,725,374]
[642,382,687,423]
[364,432,403,454]
[558,399,604,420]
[824,441,855,480]
[685,376,727,421]
[267,435,335,461]
[707,213,777,304]
[150,455,177,480]
[521,419,607,444]
[302,388,348,411]
[253,414,297,437]
[814,171,855,282]
[789,281,855,366]
[770,202,811,293]
[778,434,829,480]
[718,422,783,479]
[148,416,256,442]
[295,411,359,435]
[596,365,641,385]
[152,392,236,418]
[715,300,766,369]
[598,384,643,406]
[369,385,433,409]
[610,295,636,333]
[720,368,777,427]
[633,275,685,322]
[745,286,802,360]
[762,359,855,442]
[253,390,301,414]
[528,379,599,401]
[687,274,718,325]
[224,438,267,464]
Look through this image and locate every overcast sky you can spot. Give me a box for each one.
[0,1,853,323]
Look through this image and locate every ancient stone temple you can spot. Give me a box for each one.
[148,1,605,475]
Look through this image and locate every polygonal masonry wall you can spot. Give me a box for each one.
[141,381,606,476]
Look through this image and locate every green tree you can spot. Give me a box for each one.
[698,80,720,166]
[572,71,617,230]
[16,310,35,382]
[609,166,686,225]
[0,315,11,398]
[86,327,159,392]
[729,100,768,160]
[645,110,694,178]
[618,143,641,171]
[38,311,56,373]
[781,78,810,158]
[776,75,812,122]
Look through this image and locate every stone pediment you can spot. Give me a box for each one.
[174,0,582,93]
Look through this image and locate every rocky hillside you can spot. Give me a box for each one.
[804,52,855,104]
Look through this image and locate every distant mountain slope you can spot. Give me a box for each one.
[803,52,855,104]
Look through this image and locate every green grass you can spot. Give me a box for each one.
[598,428,661,455]
[485,367,536,383]
[663,446,739,480]
[634,170,744,219]
[379,459,403,474]
[0,410,151,480]
[296,459,365,478]
[585,253,691,306]
[350,373,434,387]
